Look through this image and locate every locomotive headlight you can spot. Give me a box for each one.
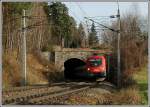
[101,66,105,71]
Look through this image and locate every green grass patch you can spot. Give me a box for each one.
[133,66,148,105]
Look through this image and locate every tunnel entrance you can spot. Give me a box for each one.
[64,58,86,79]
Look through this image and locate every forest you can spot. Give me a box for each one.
[2,2,148,87]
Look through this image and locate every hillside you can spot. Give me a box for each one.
[2,51,62,88]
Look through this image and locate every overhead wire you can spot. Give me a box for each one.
[68,2,85,27]
[74,2,91,39]
[75,2,90,25]
[76,2,89,17]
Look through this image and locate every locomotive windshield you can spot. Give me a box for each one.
[89,59,102,67]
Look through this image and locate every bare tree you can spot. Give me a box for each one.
[101,8,148,85]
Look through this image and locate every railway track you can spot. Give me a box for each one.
[2,81,115,105]
[27,85,92,105]
[3,86,64,104]
[3,85,49,93]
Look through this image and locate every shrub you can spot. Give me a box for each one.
[103,87,141,105]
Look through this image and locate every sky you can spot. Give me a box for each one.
[62,2,148,43]
[63,2,148,25]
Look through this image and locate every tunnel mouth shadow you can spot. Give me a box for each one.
[64,58,86,79]
[64,58,86,70]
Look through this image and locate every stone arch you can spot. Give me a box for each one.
[55,51,92,71]
[64,58,86,70]
[64,58,86,79]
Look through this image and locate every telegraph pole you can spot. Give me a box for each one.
[84,1,121,88]
[21,9,27,86]
[117,0,121,88]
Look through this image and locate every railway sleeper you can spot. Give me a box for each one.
[28,86,90,104]
[3,88,66,104]
[3,84,95,105]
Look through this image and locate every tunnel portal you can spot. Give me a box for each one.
[64,58,87,79]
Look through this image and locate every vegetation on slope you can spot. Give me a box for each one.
[2,52,63,88]
[133,66,148,104]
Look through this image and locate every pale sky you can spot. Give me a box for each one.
[63,2,148,25]
[63,2,148,43]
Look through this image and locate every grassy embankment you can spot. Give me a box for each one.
[133,66,148,105]
[2,52,63,89]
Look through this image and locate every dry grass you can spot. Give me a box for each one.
[2,51,21,88]
[114,87,141,105]
[103,86,141,105]
[105,65,147,105]
[26,54,49,85]
[121,75,137,88]
[32,51,64,83]
[3,51,64,88]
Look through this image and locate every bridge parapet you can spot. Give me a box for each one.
[54,48,111,71]
[41,48,111,71]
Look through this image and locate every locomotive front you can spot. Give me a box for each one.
[86,54,107,79]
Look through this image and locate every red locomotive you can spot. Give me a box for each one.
[64,53,110,81]
[86,53,106,79]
